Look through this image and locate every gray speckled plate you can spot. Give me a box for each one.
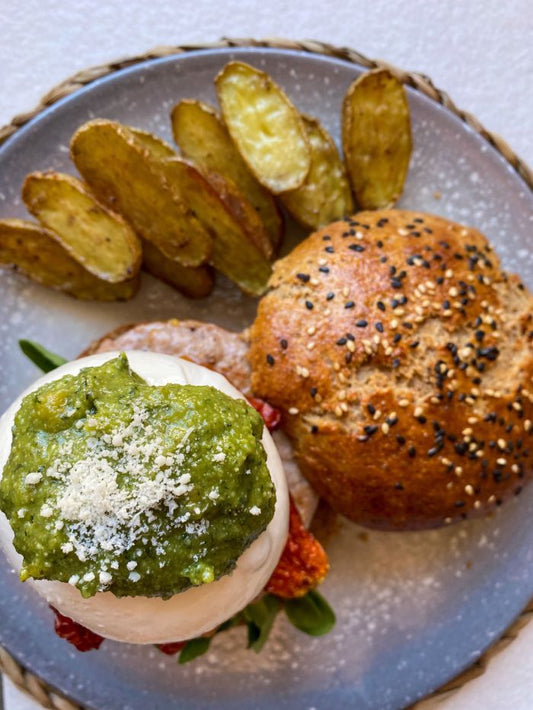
[0,47,532,710]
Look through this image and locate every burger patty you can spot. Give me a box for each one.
[83,319,319,527]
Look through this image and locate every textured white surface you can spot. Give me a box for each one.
[0,0,531,708]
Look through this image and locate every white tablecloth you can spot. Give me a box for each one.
[0,1,531,708]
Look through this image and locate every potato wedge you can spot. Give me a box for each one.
[171,100,283,249]
[0,219,138,301]
[280,116,354,230]
[215,62,311,194]
[342,68,412,209]
[134,120,272,261]
[142,239,214,299]
[157,158,271,295]
[70,120,211,267]
[129,127,176,159]
[22,171,142,283]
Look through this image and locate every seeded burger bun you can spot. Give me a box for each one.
[248,210,533,530]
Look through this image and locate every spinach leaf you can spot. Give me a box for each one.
[284,589,336,636]
[178,636,212,664]
[242,594,281,652]
[19,339,67,373]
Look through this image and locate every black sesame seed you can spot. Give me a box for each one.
[349,244,365,253]
[325,246,334,253]
[408,446,416,458]
[395,482,405,490]
[346,333,355,341]
[380,256,388,263]
[393,334,402,344]
[375,322,384,333]
[280,338,288,349]
[310,387,318,397]
[455,501,466,508]
[367,404,376,415]
[396,435,406,445]
[337,337,347,346]
[390,266,397,276]
[377,301,386,311]
[410,340,419,349]
[305,300,314,310]
[345,352,353,364]
[391,278,402,289]
[310,425,318,434]
[392,358,401,368]
[345,301,355,309]
[326,292,335,301]
[297,272,310,282]
[319,266,330,273]
[266,354,275,366]
[364,425,378,436]
[322,235,331,241]
[356,319,368,328]
[417,416,427,424]
[377,240,383,248]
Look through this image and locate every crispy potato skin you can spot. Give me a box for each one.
[141,239,214,299]
[158,158,271,296]
[280,116,354,230]
[22,171,142,283]
[70,119,211,267]
[0,219,138,301]
[342,69,412,209]
[249,211,533,530]
[215,62,311,194]
[171,99,283,250]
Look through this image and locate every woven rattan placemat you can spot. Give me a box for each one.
[0,37,531,710]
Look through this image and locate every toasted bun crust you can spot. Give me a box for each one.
[248,211,533,530]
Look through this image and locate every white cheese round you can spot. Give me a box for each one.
[0,351,289,644]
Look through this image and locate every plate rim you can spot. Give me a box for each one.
[0,37,532,710]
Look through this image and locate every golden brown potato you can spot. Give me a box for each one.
[342,69,412,209]
[215,62,311,194]
[22,171,142,283]
[158,157,272,296]
[280,116,354,230]
[129,127,176,159]
[171,100,283,249]
[142,239,214,299]
[0,219,138,301]
[70,119,211,267]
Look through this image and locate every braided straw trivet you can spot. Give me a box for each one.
[0,37,531,710]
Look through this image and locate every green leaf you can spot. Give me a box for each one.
[284,589,336,636]
[178,636,211,664]
[19,339,67,373]
[242,594,281,652]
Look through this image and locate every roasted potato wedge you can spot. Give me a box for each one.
[157,158,271,296]
[70,120,211,267]
[198,169,272,260]
[280,116,354,230]
[215,62,311,194]
[142,239,214,299]
[342,68,412,209]
[22,171,142,283]
[129,128,176,159]
[0,219,138,301]
[134,121,272,261]
[171,100,283,249]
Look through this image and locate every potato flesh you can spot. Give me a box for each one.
[70,120,211,267]
[216,62,310,194]
[142,239,214,299]
[171,100,283,249]
[159,158,271,296]
[342,69,412,209]
[281,117,354,230]
[22,171,142,283]
[0,219,138,301]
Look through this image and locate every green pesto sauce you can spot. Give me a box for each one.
[0,354,275,599]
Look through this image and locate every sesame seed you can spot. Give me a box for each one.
[266,354,275,366]
[465,485,474,496]
[399,399,409,408]
[414,407,423,418]
[356,319,368,328]
[288,407,299,415]
[305,300,314,310]
[297,273,310,282]
[280,338,288,349]
[307,325,316,335]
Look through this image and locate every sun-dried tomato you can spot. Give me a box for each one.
[156,641,187,655]
[247,397,281,431]
[52,607,104,652]
[266,497,329,599]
